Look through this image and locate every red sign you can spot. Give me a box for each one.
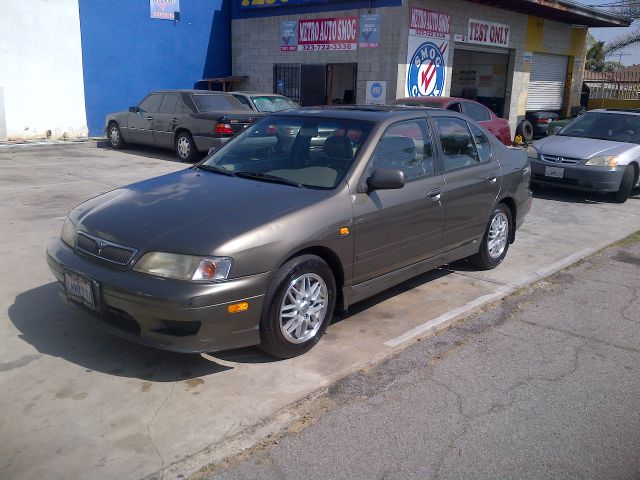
[409,8,450,39]
[298,17,359,51]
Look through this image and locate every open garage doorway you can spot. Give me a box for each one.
[451,47,510,117]
[327,63,357,105]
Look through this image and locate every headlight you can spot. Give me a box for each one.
[585,156,618,167]
[526,145,538,159]
[132,252,232,282]
[60,217,77,247]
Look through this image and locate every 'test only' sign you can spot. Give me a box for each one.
[467,19,510,48]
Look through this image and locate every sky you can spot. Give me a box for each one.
[579,0,640,66]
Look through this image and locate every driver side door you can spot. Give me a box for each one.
[128,93,162,145]
[352,119,446,285]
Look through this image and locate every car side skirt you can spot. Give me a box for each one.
[343,241,480,310]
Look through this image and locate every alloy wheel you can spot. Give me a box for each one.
[487,211,509,259]
[279,273,328,344]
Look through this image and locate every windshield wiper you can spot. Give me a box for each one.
[235,171,304,188]
[194,164,237,176]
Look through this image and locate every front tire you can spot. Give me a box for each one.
[108,122,126,149]
[612,165,634,203]
[259,255,336,359]
[175,131,198,162]
[469,203,512,270]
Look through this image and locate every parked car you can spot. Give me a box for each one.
[528,109,640,202]
[546,109,587,136]
[524,111,560,139]
[390,97,512,146]
[230,91,299,113]
[48,106,531,358]
[106,90,263,161]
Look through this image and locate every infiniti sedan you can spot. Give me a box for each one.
[48,106,532,358]
[528,109,640,202]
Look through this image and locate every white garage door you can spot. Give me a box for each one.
[526,53,568,111]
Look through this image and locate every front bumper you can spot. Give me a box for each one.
[47,239,270,353]
[530,159,625,193]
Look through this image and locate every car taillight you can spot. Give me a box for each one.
[214,123,234,135]
[537,118,551,124]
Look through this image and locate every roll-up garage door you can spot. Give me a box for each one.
[526,53,568,111]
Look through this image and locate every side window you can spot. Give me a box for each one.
[158,94,178,114]
[470,124,492,163]
[233,95,252,108]
[462,102,491,122]
[371,120,434,180]
[138,94,162,113]
[447,102,462,113]
[434,117,480,171]
[174,97,188,114]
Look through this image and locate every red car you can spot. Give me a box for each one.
[391,97,512,146]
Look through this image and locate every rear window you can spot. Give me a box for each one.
[192,94,249,112]
[251,96,299,113]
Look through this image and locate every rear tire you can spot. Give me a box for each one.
[175,131,198,162]
[469,203,512,270]
[612,165,634,203]
[516,120,534,143]
[108,122,126,149]
[259,255,336,359]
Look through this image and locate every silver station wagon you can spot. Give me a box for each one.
[47,106,532,358]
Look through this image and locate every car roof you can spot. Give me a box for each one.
[267,105,460,121]
[590,108,640,116]
[393,96,475,104]
[232,91,288,97]
[149,90,235,95]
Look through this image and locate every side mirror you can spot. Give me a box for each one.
[129,106,139,113]
[366,168,406,191]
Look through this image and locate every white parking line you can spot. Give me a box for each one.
[383,248,597,348]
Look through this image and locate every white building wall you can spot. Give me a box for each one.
[0,0,87,140]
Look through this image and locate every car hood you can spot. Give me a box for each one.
[533,135,635,159]
[71,169,331,255]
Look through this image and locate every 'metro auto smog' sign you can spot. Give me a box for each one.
[298,17,359,51]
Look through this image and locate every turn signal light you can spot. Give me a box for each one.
[227,302,249,314]
[214,123,234,135]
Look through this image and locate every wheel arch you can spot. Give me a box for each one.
[629,160,640,187]
[281,246,346,312]
[498,196,517,244]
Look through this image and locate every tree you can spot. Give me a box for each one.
[604,2,640,55]
[586,33,606,71]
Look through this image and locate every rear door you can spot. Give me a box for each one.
[129,93,162,145]
[352,118,446,285]
[152,93,180,147]
[433,116,501,251]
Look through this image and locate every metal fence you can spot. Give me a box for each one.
[584,70,640,100]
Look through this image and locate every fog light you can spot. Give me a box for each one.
[227,302,249,314]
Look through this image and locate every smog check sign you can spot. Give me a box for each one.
[298,17,359,51]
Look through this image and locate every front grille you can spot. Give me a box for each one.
[540,154,580,165]
[76,231,137,265]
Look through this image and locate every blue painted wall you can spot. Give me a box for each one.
[79,0,230,136]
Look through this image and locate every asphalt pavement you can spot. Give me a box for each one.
[203,236,640,480]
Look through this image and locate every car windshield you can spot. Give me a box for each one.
[192,94,249,112]
[558,112,640,143]
[202,115,374,189]
[250,96,299,113]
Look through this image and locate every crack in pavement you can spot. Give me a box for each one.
[147,382,177,479]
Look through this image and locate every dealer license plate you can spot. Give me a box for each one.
[64,272,96,310]
[545,166,564,178]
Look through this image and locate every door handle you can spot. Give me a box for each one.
[485,174,497,183]
[426,188,442,201]
[146,116,153,121]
